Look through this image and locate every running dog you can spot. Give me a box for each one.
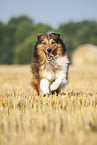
[31,32,69,95]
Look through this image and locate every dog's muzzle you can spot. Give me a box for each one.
[47,48,52,53]
[42,47,58,61]
[46,48,54,61]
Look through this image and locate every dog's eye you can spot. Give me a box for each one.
[43,42,46,45]
[52,41,55,44]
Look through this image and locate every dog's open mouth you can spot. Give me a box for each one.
[46,53,54,61]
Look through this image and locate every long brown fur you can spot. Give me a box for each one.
[31,32,68,95]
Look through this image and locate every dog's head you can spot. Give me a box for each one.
[36,32,64,61]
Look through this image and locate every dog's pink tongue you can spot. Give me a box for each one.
[49,53,54,57]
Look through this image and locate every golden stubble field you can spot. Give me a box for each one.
[0,65,97,145]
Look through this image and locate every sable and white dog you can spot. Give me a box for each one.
[31,32,69,96]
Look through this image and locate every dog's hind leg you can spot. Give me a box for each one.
[31,79,40,95]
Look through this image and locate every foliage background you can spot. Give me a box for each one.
[0,15,97,64]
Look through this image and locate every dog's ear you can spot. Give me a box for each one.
[52,32,61,38]
[37,33,43,41]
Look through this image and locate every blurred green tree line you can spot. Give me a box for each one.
[0,15,97,64]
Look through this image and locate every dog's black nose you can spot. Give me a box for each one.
[47,48,52,53]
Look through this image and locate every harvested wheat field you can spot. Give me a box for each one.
[0,65,97,145]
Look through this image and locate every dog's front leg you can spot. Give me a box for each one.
[50,77,68,92]
[40,79,50,95]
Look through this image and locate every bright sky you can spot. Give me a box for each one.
[0,0,97,28]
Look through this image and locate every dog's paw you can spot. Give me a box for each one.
[50,82,59,91]
[41,89,50,96]
[43,93,49,97]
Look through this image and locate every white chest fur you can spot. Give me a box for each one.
[41,55,69,82]
[40,55,69,95]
